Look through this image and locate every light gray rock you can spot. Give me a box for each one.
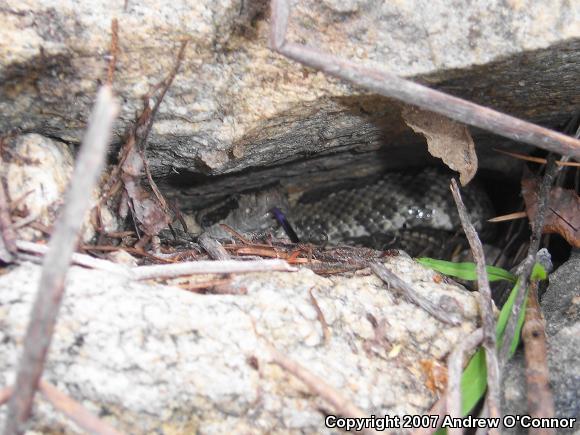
[502,249,580,433]
[1,0,578,184]
[2,134,74,242]
[0,257,479,434]
[0,133,118,243]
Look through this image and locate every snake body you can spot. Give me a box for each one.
[197,167,494,256]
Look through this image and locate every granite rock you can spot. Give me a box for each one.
[502,249,580,433]
[0,0,578,184]
[0,256,479,433]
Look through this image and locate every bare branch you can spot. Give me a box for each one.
[0,387,13,406]
[268,345,381,435]
[269,0,580,158]
[3,86,118,435]
[370,262,461,326]
[17,239,294,280]
[308,287,331,342]
[411,398,446,435]
[522,281,556,435]
[198,232,231,260]
[446,328,484,435]
[475,404,490,435]
[106,19,119,86]
[38,380,123,435]
[500,156,558,362]
[270,0,290,50]
[131,258,297,280]
[15,240,130,276]
[0,180,17,262]
[450,179,501,427]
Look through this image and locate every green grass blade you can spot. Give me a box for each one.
[496,281,521,338]
[435,349,487,435]
[426,261,547,433]
[459,347,488,415]
[417,258,516,283]
[531,262,547,281]
[459,279,527,417]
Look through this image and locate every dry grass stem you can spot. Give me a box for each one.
[446,328,484,435]
[3,87,118,435]
[371,262,461,326]
[132,258,297,280]
[450,178,500,430]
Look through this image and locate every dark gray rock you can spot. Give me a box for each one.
[502,249,580,433]
[1,0,578,182]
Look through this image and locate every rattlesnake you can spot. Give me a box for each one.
[196,167,494,256]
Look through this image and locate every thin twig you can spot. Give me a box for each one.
[198,232,231,260]
[499,156,559,363]
[411,397,446,435]
[3,87,118,435]
[270,0,580,158]
[102,230,135,238]
[522,281,556,435]
[488,211,527,223]
[308,287,331,342]
[138,41,187,202]
[370,262,461,326]
[15,240,130,277]
[493,148,580,167]
[446,328,484,435]
[168,199,188,233]
[229,245,310,262]
[11,211,41,230]
[475,404,490,435]
[176,277,233,293]
[0,387,13,406]
[136,42,187,153]
[122,41,188,236]
[450,179,501,428]
[0,179,17,262]
[220,223,253,244]
[106,19,119,86]
[13,252,44,264]
[131,258,297,280]
[80,244,172,264]
[0,233,12,264]
[267,345,382,435]
[38,380,123,435]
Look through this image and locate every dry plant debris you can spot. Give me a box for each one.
[499,157,559,423]
[403,106,478,185]
[99,41,187,245]
[3,86,119,434]
[449,179,500,431]
[522,175,580,248]
[522,281,556,429]
[2,2,579,433]
[0,181,17,263]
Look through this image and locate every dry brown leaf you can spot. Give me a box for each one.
[522,176,580,248]
[402,106,477,185]
[122,146,171,236]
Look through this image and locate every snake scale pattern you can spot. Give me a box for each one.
[197,167,494,256]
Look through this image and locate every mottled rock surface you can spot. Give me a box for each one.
[0,257,479,434]
[1,0,578,186]
[0,133,118,242]
[502,250,580,433]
